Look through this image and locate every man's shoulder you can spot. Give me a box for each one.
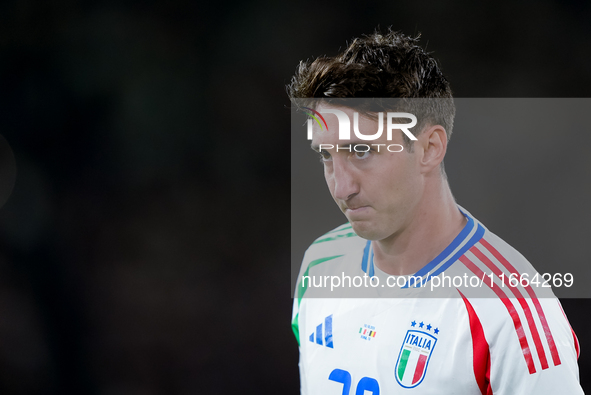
[455,214,570,360]
[476,225,540,277]
[306,222,364,253]
[457,205,539,276]
[299,223,366,270]
[451,208,558,301]
[311,223,357,243]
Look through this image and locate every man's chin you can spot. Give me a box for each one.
[349,221,381,241]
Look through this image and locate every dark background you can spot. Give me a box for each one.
[0,1,590,394]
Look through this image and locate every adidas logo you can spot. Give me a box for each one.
[309,314,333,348]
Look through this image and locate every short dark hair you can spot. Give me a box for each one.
[288,30,456,143]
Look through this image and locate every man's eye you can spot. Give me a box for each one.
[319,150,332,162]
[354,149,371,159]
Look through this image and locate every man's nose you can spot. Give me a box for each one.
[332,158,359,201]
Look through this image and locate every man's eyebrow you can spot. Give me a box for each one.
[310,144,320,152]
[341,140,368,147]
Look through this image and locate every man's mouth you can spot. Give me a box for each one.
[345,206,370,214]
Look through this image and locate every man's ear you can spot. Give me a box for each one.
[417,125,448,174]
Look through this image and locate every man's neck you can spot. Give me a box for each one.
[371,176,466,276]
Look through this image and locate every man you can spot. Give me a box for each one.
[289,30,582,394]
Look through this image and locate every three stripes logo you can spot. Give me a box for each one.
[395,320,439,388]
[459,237,561,374]
[309,314,333,348]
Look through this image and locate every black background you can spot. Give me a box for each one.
[0,0,590,394]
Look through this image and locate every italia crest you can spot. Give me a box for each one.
[394,320,439,388]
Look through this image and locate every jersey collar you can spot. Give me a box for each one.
[361,206,485,287]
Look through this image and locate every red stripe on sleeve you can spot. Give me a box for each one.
[459,290,492,395]
[479,238,561,366]
[470,245,549,370]
[460,255,537,374]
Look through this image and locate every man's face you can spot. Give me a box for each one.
[311,105,424,242]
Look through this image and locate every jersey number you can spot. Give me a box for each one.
[329,369,380,395]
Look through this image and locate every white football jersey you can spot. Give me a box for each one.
[292,207,582,394]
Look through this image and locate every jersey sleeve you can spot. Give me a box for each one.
[292,222,355,346]
[464,296,582,394]
[292,223,356,395]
